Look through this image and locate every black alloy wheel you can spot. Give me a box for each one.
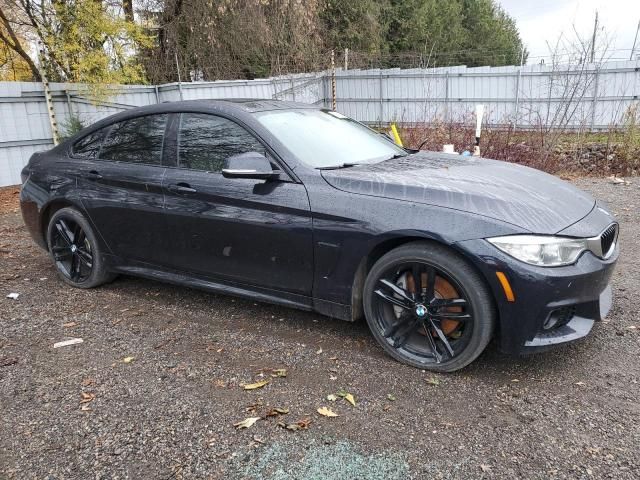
[47,207,114,288]
[363,242,495,372]
[51,216,93,283]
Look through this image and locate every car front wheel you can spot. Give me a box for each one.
[47,207,114,288]
[363,241,495,372]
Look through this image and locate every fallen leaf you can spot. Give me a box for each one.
[253,435,266,444]
[80,392,96,404]
[326,394,338,402]
[316,348,323,354]
[244,380,270,390]
[343,393,356,407]
[575,381,586,386]
[317,406,339,417]
[63,322,77,328]
[387,394,396,401]
[329,375,337,381]
[81,404,92,411]
[123,356,135,363]
[480,464,491,472]
[6,292,19,300]
[278,418,311,431]
[426,376,440,386]
[265,407,289,417]
[271,368,287,378]
[233,417,260,429]
[329,356,338,361]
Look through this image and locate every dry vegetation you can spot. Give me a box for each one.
[400,114,640,177]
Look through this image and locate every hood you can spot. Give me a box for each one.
[320,151,595,234]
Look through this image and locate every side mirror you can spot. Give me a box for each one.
[222,152,280,180]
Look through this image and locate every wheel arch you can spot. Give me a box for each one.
[350,233,501,334]
[40,199,82,246]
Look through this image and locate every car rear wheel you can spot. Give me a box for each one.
[363,241,495,372]
[47,207,114,288]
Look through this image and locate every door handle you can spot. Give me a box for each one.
[85,170,102,180]
[167,183,197,194]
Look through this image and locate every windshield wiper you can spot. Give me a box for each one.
[384,153,408,161]
[317,162,360,170]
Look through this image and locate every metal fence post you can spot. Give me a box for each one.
[445,71,450,123]
[330,50,337,111]
[591,67,600,131]
[379,70,384,125]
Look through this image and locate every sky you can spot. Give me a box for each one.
[498,0,640,63]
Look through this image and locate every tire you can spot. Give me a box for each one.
[46,207,115,288]
[363,241,495,372]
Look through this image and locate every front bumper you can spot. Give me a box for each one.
[455,238,618,355]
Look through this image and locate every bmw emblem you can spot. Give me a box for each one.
[415,304,427,317]
[70,244,77,253]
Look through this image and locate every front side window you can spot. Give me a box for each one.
[72,126,110,159]
[177,113,266,172]
[100,114,168,165]
[253,109,405,168]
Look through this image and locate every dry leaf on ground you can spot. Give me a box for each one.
[80,392,95,404]
[278,418,311,431]
[344,393,356,406]
[265,407,289,417]
[317,406,339,417]
[233,417,260,429]
[244,380,270,390]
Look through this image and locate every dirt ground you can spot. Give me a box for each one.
[1,178,639,480]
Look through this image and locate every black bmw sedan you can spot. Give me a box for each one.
[20,99,619,372]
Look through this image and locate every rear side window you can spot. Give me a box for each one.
[72,127,110,159]
[177,113,265,172]
[100,114,168,165]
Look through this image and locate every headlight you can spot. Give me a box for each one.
[487,235,587,267]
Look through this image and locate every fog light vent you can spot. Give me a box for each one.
[543,306,576,330]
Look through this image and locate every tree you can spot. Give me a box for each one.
[320,0,388,54]
[458,0,526,66]
[0,3,40,80]
[0,32,34,80]
[0,0,152,85]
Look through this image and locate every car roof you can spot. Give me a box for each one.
[57,98,322,151]
[163,98,319,113]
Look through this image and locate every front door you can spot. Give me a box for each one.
[161,112,313,296]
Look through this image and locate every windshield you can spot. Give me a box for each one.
[253,109,406,168]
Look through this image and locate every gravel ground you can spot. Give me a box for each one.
[1,177,639,479]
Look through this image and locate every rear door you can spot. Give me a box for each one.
[161,112,314,295]
[74,113,171,265]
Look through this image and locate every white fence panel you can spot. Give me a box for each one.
[1,60,639,186]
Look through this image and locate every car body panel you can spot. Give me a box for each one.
[320,152,595,234]
[162,167,314,295]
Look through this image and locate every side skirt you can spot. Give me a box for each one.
[108,258,352,321]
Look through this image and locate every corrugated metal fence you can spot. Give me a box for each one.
[1,60,639,186]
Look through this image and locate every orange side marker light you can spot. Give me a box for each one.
[495,271,515,302]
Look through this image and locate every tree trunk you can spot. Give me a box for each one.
[123,0,134,23]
